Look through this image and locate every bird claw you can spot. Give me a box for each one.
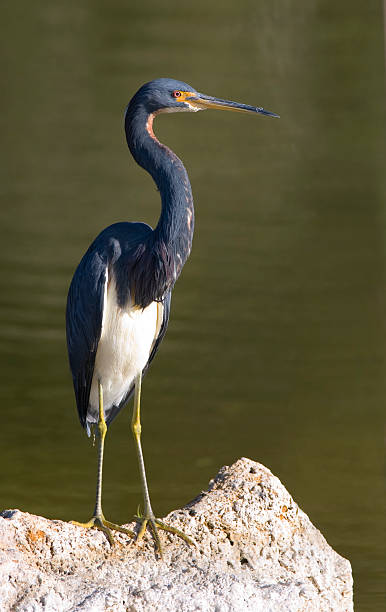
[134,514,195,558]
[70,515,135,546]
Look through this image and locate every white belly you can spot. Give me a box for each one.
[88,277,159,422]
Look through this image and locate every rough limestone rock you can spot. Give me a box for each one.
[0,458,353,611]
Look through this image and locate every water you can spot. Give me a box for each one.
[0,1,384,609]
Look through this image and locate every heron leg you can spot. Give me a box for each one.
[71,380,134,545]
[131,373,194,558]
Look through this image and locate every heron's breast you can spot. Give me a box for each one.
[89,277,160,415]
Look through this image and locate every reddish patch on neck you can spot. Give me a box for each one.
[146,113,156,140]
[145,111,170,153]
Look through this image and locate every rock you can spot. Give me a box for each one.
[0,458,353,611]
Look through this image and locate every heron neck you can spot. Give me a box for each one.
[124,104,194,262]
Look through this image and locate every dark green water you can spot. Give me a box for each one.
[0,1,384,609]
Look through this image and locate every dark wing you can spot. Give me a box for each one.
[66,220,158,430]
[148,290,171,367]
[66,246,107,429]
[105,289,171,427]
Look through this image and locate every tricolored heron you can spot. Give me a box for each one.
[66,78,278,556]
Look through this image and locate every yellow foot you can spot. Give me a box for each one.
[135,514,195,558]
[71,515,135,546]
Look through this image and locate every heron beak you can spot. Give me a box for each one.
[184,92,279,118]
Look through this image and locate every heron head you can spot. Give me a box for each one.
[131,78,279,118]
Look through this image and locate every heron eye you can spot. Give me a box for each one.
[172,90,182,98]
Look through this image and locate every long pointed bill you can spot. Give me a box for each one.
[185,92,279,118]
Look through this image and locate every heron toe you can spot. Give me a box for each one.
[71,515,135,546]
[135,513,195,558]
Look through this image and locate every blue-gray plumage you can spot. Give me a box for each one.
[65,78,278,555]
[66,222,171,432]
